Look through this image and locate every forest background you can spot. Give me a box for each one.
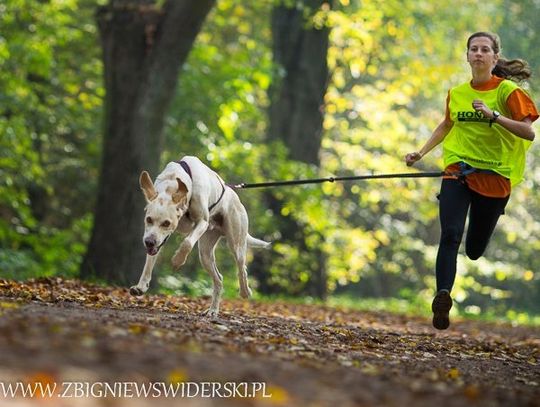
[1,0,539,324]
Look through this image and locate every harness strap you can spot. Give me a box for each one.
[178,160,192,180]
[208,184,226,212]
[177,160,226,213]
[446,161,498,183]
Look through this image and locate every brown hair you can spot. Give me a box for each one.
[467,31,532,83]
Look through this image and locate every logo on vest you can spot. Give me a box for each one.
[457,111,490,123]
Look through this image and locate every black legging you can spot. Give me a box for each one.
[435,178,510,291]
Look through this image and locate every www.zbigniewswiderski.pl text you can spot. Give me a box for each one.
[0,381,273,399]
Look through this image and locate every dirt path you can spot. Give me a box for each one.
[0,278,538,406]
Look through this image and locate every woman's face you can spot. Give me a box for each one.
[467,36,499,71]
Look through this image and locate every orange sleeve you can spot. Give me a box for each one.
[507,89,539,122]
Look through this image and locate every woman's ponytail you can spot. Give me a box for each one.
[492,58,532,83]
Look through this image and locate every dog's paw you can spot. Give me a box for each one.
[201,307,219,319]
[129,286,145,296]
[170,253,186,269]
[171,241,193,269]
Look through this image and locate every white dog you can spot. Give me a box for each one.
[129,156,270,317]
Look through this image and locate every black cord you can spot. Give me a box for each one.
[229,171,445,189]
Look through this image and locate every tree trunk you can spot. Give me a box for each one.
[268,0,331,165]
[81,0,215,285]
[255,0,331,299]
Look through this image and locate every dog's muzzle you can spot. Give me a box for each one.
[144,234,171,256]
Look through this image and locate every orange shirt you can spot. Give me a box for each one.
[443,76,539,198]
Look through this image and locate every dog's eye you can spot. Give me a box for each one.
[161,220,171,228]
[146,217,153,225]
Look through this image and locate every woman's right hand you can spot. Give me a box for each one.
[405,152,423,166]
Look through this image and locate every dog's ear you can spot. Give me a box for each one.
[139,171,157,202]
[172,178,188,204]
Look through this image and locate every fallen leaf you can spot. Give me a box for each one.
[168,369,189,384]
[447,367,460,380]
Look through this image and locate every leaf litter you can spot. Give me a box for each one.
[0,277,538,406]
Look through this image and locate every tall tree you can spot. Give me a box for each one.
[81,0,215,284]
[253,0,332,299]
[268,0,331,164]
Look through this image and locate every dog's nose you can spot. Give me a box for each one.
[144,237,156,248]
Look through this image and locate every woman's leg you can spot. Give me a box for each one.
[432,179,471,329]
[435,179,471,291]
[431,179,471,329]
[465,192,510,260]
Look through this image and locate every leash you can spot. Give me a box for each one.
[228,170,446,190]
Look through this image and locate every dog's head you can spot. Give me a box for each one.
[139,170,189,256]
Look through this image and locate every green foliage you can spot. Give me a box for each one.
[0,216,91,279]
[1,0,539,322]
[0,0,101,278]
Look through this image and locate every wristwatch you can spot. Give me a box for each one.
[489,110,500,127]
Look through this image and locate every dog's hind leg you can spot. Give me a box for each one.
[130,253,159,296]
[224,204,252,299]
[234,243,252,299]
[226,232,251,299]
[198,230,223,317]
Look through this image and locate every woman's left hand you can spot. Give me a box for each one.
[472,99,493,119]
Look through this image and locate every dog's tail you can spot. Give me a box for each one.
[247,234,272,249]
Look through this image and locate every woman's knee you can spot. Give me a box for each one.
[465,242,485,260]
[440,226,463,247]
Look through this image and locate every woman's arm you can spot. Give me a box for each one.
[472,99,535,141]
[492,115,535,141]
[405,117,454,166]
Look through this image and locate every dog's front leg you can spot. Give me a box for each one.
[130,253,159,296]
[171,218,209,269]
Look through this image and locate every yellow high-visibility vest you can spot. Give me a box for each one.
[443,79,531,185]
